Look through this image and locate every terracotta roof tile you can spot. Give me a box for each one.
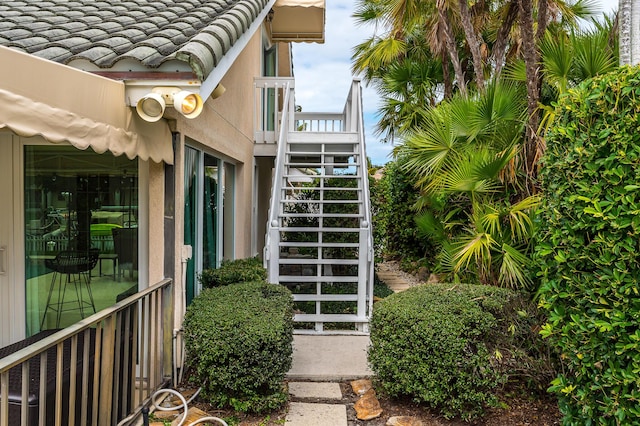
[0,0,269,79]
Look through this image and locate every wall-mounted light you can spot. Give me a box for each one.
[135,87,204,122]
[211,84,226,99]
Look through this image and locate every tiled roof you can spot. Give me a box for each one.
[0,0,269,80]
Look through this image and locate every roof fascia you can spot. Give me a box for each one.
[199,0,278,101]
[123,0,277,105]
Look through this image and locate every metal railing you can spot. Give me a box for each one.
[350,78,375,328]
[253,77,295,145]
[0,278,173,426]
[295,112,344,132]
[261,77,375,332]
[264,79,294,281]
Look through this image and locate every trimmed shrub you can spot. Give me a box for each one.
[369,283,551,420]
[198,256,266,288]
[536,66,640,424]
[183,281,293,413]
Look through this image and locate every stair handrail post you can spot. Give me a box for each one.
[265,79,294,283]
[351,78,375,324]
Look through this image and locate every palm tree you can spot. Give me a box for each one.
[394,81,540,288]
[356,0,616,287]
[374,57,442,142]
[352,0,469,97]
[505,15,618,137]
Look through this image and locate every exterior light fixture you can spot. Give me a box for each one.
[211,84,226,99]
[136,92,166,122]
[172,90,204,118]
[135,87,204,122]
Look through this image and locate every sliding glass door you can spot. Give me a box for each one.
[24,145,139,336]
[183,146,234,304]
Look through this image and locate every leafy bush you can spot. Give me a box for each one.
[183,281,293,412]
[536,66,640,424]
[369,283,553,420]
[198,256,266,288]
[373,271,394,299]
[369,173,389,261]
[378,160,432,263]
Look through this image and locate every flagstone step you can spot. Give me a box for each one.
[285,402,348,426]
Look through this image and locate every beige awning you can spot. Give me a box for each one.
[0,46,173,164]
[270,0,325,43]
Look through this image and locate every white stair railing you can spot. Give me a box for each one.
[260,78,374,333]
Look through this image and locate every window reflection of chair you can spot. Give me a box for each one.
[112,228,138,281]
[41,249,99,329]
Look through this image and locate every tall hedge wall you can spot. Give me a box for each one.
[536,66,640,424]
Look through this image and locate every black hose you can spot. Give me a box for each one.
[142,407,149,426]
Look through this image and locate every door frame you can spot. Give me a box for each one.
[0,132,25,346]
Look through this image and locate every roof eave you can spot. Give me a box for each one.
[123,0,277,105]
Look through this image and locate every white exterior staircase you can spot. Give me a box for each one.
[256,78,374,333]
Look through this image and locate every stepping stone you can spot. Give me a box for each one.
[289,382,342,400]
[354,388,383,420]
[387,416,424,426]
[285,402,347,426]
[350,378,373,395]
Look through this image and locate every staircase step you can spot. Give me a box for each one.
[279,226,361,232]
[281,186,361,191]
[294,313,368,323]
[280,258,359,265]
[283,173,360,179]
[287,151,358,157]
[279,275,358,283]
[287,132,358,143]
[292,294,359,302]
[279,242,360,248]
[280,213,363,218]
[280,199,360,204]
[286,161,360,167]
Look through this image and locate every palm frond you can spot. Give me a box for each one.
[473,144,518,182]
[415,210,446,241]
[506,195,541,241]
[498,242,532,289]
[541,31,572,94]
[452,231,495,272]
[395,106,459,180]
[476,202,501,238]
[441,157,501,195]
[572,27,617,80]
[502,59,527,83]
[353,0,387,26]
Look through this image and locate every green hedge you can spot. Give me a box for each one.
[369,283,551,420]
[198,256,266,288]
[183,281,293,413]
[377,160,433,263]
[536,66,640,424]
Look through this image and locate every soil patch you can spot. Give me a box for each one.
[186,380,560,425]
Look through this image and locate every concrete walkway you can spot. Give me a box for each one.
[287,335,372,381]
[284,264,413,424]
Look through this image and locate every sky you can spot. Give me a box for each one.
[291,0,621,166]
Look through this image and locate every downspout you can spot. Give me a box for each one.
[174,244,192,385]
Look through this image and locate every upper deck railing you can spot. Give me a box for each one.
[254,77,363,144]
[0,279,173,426]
